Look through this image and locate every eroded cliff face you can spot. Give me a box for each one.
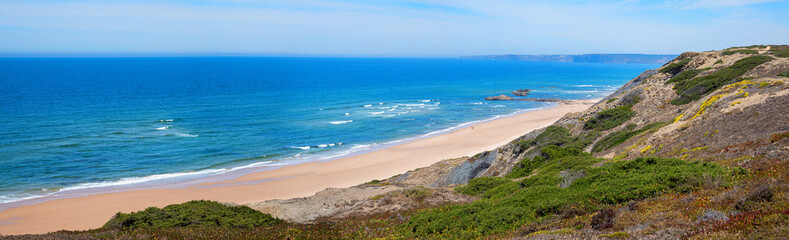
[247,45,789,239]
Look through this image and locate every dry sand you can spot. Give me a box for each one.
[0,100,596,235]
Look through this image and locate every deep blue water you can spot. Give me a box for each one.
[0,57,658,204]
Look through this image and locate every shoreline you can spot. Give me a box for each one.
[0,103,558,210]
[0,99,597,235]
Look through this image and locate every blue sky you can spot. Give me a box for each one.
[0,0,788,57]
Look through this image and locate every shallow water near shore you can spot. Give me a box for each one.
[0,57,658,205]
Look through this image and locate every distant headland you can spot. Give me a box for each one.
[460,53,678,64]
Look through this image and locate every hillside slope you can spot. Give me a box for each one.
[7,45,788,239]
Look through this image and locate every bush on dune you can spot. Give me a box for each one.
[406,151,736,238]
[670,55,772,105]
[591,122,665,153]
[103,200,281,230]
[722,49,758,55]
[660,58,692,74]
[584,105,636,131]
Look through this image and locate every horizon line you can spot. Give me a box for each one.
[0,52,680,58]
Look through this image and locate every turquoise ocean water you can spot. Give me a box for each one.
[0,57,658,205]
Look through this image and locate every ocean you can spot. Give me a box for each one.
[0,57,658,205]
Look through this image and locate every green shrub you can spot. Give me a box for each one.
[584,105,636,131]
[778,70,789,78]
[591,122,665,153]
[730,45,766,49]
[665,68,705,85]
[714,60,724,65]
[103,200,281,230]
[670,55,773,105]
[456,177,512,196]
[531,126,572,147]
[405,156,731,238]
[365,179,382,185]
[722,49,758,55]
[509,146,591,179]
[769,45,789,58]
[565,131,600,150]
[606,98,618,104]
[660,58,692,74]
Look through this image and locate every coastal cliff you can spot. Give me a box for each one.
[10,45,789,239]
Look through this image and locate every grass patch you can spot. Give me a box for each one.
[456,177,512,196]
[103,200,281,230]
[365,179,382,185]
[666,68,705,85]
[518,126,600,152]
[670,55,773,105]
[769,45,789,58]
[510,127,600,178]
[405,154,734,238]
[722,49,758,55]
[778,70,789,78]
[731,45,766,49]
[584,105,636,131]
[591,122,665,153]
[714,59,724,65]
[660,58,692,74]
[606,98,618,104]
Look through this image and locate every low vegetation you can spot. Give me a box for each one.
[665,68,705,85]
[584,105,636,131]
[517,126,598,154]
[591,122,665,153]
[769,45,789,58]
[779,70,789,78]
[102,200,282,230]
[405,153,735,238]
[722,49,758,55]
[659,57,692,74]
[456,177,512,196]
[669,55,773,105]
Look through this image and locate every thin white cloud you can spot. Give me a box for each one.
[683,0,781,9]
[0,0,786,56]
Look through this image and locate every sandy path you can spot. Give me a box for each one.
[0,100,595,235]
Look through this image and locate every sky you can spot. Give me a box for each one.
[0,0,788,57]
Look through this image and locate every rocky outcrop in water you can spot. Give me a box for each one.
[512,89,531,96]
[484,94,514,100]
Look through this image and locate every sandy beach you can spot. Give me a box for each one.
[0,100,596,235]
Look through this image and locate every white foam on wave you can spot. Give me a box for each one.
[60,168,228,192]
[363,104,373,107]
[330,120,353,125]
[345,113,350,116]
[573,85,595,87]
[174,132,198,137]
[156,126,172,130]
[370,111,384,115]
[158,119,174,122]
[0,103,559,206]
[419,100,431,103]
[565,90,602,94]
